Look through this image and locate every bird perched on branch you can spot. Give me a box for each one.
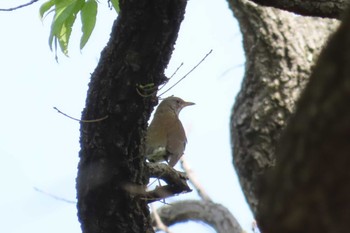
[145,96,195,167]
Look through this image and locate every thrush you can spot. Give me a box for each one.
[145,96,194,167]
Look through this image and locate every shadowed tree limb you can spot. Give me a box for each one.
[150,159,243,233]
[155,200,243,233]
[258,4,350,233]
[229,0,338,214]
[250,0,348,18]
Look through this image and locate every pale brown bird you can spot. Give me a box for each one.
[145,96,195,167]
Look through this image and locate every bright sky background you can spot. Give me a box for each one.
[0,0,254,232]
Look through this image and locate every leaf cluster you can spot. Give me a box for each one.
[40,0,119,56]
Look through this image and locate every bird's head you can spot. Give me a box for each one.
[157,96,195,116]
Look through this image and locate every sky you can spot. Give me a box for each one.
[0,0,254,232]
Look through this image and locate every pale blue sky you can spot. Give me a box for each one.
[0,0,253,232]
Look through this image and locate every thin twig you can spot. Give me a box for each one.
[53,107,108,123]
[158,63,184,92]
[180,158,212,201]
[0,0,38,11]
[219,63,244,78]
[151,204,173,233]
[159,49,213,97]
[169,62,184,80]
[33,187,76,204]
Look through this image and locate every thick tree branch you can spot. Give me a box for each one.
[229,0,338,214]
[251,0,348,19]
[143,163,191,203]
[258,5,350,233]
[151,204,173,233]
[149,160,242,233]
[155,200,243,233]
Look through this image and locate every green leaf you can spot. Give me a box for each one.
[57,13,76,55]
[39,0,55,19]
[48,2,75,52]
[42,0,101,57]
[110,0,119,13]
[80,0,97,50]
[48,0,85,55]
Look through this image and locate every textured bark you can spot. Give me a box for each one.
[252,0,349,18]
[229,0,338,214]
[76,1,187,233]
[155,200,242,233]
[258,6,350,232]
[143,163,191,203]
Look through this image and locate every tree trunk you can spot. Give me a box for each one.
[76,1,187,232]
[259,5,350,233]
[228,0,338,214]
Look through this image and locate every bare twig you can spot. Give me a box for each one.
[53,107,108,123]
[219,63,244,78]
[151,204,173,233]
[159,49,213,97]
[0,0,38,11]
[180,158,212,201]
[33,187,76,204]
[158,63,184,93]
[168,62,184,80]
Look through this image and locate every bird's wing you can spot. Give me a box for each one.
[145,118,168,161]
[166,120,187,167]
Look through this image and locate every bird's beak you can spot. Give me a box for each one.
[183,101,195,107]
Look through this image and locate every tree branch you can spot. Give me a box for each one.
[151,204,173,233]
[0,0,38,11]
[124,163,192,203]
[229,0,338,214]
[251,0,347,19]
[149,161,243,233]
[258,5,350,233]
[145,163,192,203]
[155,200,243,233]
[180,158,212,201]
[33,187,76,204]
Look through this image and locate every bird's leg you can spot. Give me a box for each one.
[142,163,192,203]
[157,179,168,205]
[146,176,169,204]
[164,151,172,167]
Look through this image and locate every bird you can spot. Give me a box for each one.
[145,96,195,167]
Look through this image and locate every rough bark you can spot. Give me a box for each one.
[252,0,349,18]
[258,5,350,232]
[143,163,191,203]
[76,1,187,233]
[228,0,338,214]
